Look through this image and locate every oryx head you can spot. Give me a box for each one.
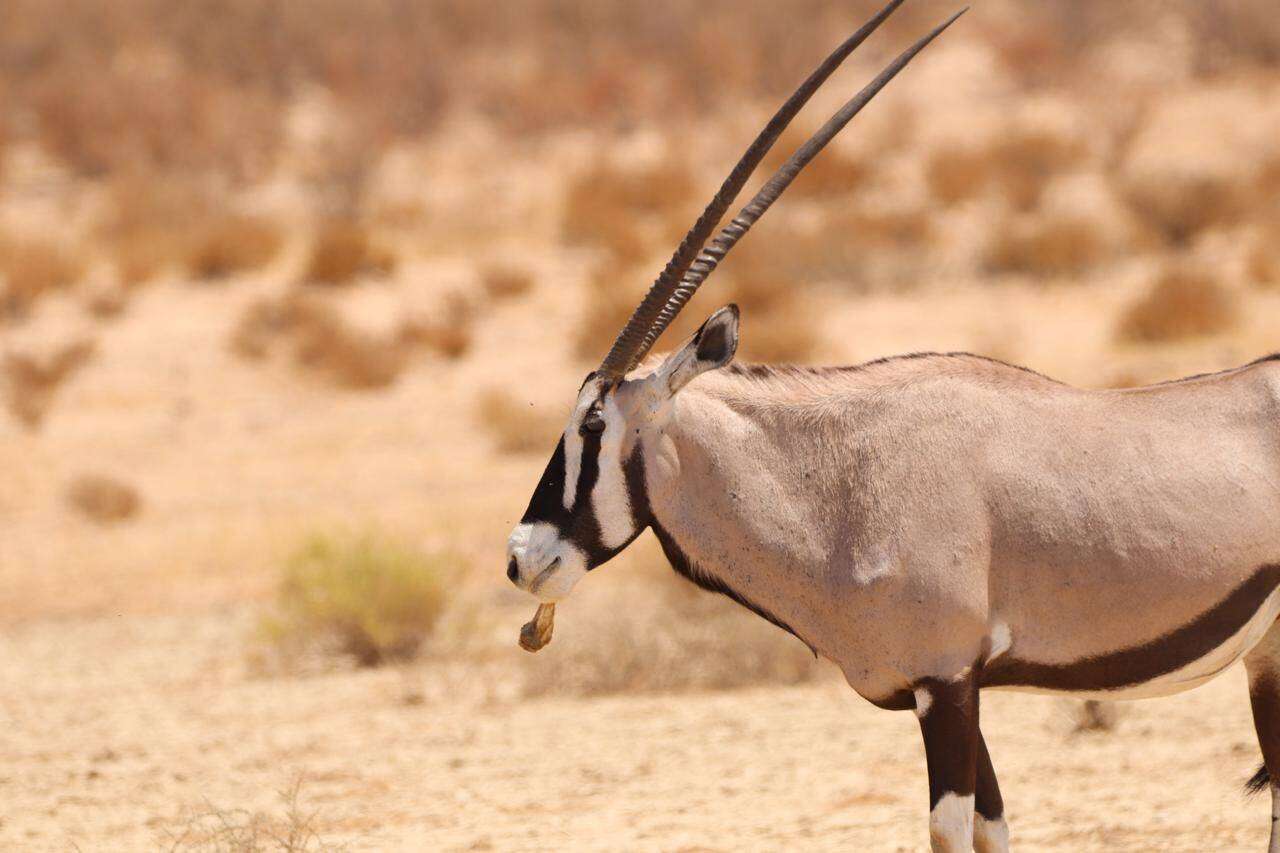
[505,0,963,602]
[506,305,741,601]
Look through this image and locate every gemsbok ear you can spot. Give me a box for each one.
[662,304,740,394]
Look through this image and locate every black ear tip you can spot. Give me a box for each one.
[695,304,740,365]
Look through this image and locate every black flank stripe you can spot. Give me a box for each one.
[984,563,1280,692]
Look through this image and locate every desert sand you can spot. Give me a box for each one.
[0,606,1272,851]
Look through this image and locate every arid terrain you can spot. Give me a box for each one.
[3,1,1280,850]
[1,609,1274,851]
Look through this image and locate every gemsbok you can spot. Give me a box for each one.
[505,2,1280,849]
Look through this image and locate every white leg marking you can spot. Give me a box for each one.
[913,686,933,719]
[592,396,635,550]
[929,792,974,852]
[974,813,1010,853]
[987,622,1012,662]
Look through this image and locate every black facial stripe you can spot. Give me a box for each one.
[569,429,607,559]
[520,437,568,526]
[623,445,651,530]
[650,516,816,656]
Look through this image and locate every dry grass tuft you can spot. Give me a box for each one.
[0,237,84,319]
[231,291,414,390]
[399,294,474,361]
[480,263,535,301]
[984,215,1107,279]
[926,126,1085,212]
[2,338,95,428]
[1117,264,1240,343]
[291,317,405,391]
[186,215,284,282]
[257,532,450,669]
[1248,219,1280,288]
[724,270,818,364]
[66,474,142,524]
[1122,170,1257,247]
[573,266,642,362]
[561,156,695,261]
[97,175,210,287]
[111,230,181,288]
[229,295,299,362]
[475,389,563,454]
[301,221,396,287]
[992,129,1087,212]
[1071,699,1121,734]
[82,280,130,320]
[162,776,343,852]
[522,544,824,697]
[573,235,818,366]
[926,147,992,207]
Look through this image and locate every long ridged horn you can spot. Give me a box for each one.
[596,0,913,381]
[600,5,967,378]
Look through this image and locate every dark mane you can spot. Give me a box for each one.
[1130,352,1280,388]
[725,351,1063,384]
[724,350,1280,391]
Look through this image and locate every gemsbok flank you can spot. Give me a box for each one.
[505,2,1280,850]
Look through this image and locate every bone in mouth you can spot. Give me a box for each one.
[518,603,555,653]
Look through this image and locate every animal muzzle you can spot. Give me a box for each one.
[505,522,587,603]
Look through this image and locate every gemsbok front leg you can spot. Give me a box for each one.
[915,672,980,853]
[1246,624,1280,853]
[974,733,1009,853]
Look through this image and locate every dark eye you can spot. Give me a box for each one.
[579,412,605,435]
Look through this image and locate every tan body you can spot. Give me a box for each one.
[639,355,1280,705]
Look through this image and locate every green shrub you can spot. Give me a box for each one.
[260,532,450,667]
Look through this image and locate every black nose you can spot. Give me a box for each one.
[507,556,520,584]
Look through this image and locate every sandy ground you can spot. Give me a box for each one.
[0,608,1271,852]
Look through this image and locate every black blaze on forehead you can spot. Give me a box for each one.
[520,437,568,526]
[519,429,609,560]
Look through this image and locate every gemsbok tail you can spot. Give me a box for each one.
[1246,762,1270,796]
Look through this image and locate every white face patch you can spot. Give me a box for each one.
[507,521,556,579]
[592,394,635,550]
[505,521,589,603]
[528,545,588,602]
[562,416,584,511]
